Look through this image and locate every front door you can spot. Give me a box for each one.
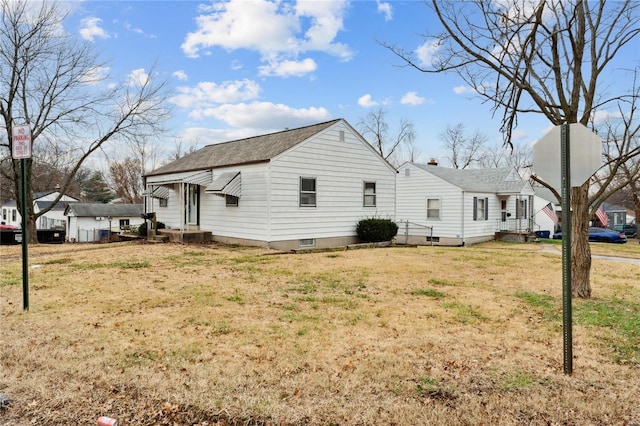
[184,184,200,226]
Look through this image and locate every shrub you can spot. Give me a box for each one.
[356,218,398,243]
[137,221,166,237]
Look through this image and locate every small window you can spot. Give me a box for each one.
[300,177,316,207]
[12,210,16,221]
[159,198,168,208]
[2,209,6,220]
[426,198,440,220]
[473,197,488,221]
[119,219,130,230]
[299,238,316,247]
[363,182,376,207]
[225,194,239,207]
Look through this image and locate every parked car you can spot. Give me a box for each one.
[0,223,20,245]
[552,227,628,243]
[613,223,637,238]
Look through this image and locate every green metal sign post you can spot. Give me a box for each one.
[20,158,29,311]
[560,123,572,375]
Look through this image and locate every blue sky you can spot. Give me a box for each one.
[64,0,633,166]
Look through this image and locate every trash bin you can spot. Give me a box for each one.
[535,230,551,239]
[99,229,109,242]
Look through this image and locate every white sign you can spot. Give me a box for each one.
[11,124,32,159]
[532,123,602,190]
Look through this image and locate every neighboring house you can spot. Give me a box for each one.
[65,203,144,243]
[143,119,397,250]
[1,191,79,229]
[396,163,535,246]
[532,186,560,235]
[599,202,628,229]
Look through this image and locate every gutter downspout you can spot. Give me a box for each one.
[461,190,465,246]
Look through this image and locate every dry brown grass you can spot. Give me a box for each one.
[1,240,639,425]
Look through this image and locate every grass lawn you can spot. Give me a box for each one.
[1,239,639,425]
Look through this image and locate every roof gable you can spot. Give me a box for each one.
[145,119,342,177]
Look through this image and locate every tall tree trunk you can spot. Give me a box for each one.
[571,183,592,298]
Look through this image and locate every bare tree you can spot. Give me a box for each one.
[0,0,169,242]
[383,0,640,298]
[478,141,532,178]
[109,158,144,204]
[168,136,201,163]
[590,81,640,228]
[439,123,487,169]
[358,107,415,166]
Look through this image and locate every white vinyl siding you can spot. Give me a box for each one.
[267,122,395,242]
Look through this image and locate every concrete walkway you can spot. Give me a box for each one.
[539,243,640,266]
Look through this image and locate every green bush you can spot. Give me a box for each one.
[137,221,166,237]
[356,218,398,243]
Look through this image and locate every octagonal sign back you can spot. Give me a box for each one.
[532,123,602,190]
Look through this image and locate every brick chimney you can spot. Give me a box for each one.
[427,158,438,166]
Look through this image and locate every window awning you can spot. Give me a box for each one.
[205,171,241,197]
[143,185,170,199]
[146,169,213,186]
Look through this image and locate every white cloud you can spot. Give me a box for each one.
[258,58,317,77]
[173,70,188,81]
[181,126,259,145]
[181,0,352,73]
[79,17,110,42]
[416,39,441,68]
[358,94,379,108]
[170,79,261,108]
[591,109,623,125]
[128,68,150,87]
[192,101,331,129]
[453,85,475,95]
[400,91,425,106]
[377,0,393,21]
[80,66,109,85]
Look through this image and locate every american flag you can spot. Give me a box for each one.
[595,204,608,227]
[542,202,558,223]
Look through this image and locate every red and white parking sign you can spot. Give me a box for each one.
[12,124,32,159]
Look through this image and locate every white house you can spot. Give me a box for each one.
[1,191,79,229]
[65,203,144,243]
[396,163,535,246]
[143,119,397,250]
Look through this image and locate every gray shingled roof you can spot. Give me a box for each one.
[413,164,528,193]
[65,203,143,217]
[145,119,342,177]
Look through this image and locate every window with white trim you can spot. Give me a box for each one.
[159,198,168,207]
[300,177,316,207]
[363,182,376,207]
[426,198,441,220]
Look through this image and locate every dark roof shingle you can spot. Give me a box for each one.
[146,119,341,177]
